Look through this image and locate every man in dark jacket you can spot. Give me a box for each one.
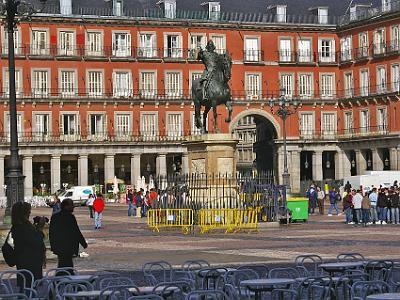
[49,198,88,272]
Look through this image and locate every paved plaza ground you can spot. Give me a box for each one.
[0,204,399,273]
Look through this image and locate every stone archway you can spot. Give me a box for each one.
[230,109,279,175]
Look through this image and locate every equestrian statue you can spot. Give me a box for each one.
[191,40,233,133]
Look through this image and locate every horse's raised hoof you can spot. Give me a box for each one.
[225,117,231,123]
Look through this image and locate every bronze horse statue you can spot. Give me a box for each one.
[191,41,233,133]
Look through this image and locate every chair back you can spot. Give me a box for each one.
[127,295,164,300]
[297,276,332,300]
[99,276,134,289]
[100,285,140,300]
[237,264,269,278]
[93,272,121,289]
[222,284,239,300]
[295,254,323,276]
[335,270,369,300]
[0,269,34,294]
[142,261,173,285]
[198,268,227,290]
[186,289,229,299]
[364,260,394,281]
[45,267,78,277]
[182,260,210,271]
[55,279,94,298]
[268,267,300,279]
[0,293,29,299]
[336,252,365,262]
[152,280,192,300]
[350,280,390,300]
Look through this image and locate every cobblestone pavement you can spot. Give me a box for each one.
[1,204,399,273]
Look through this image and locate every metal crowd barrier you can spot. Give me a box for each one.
[147,208,194,234]
[197,208,239,234]
[235,207,261,233]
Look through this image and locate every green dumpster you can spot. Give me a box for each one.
[287,198,309,222]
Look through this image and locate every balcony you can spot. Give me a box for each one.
[28,44,54,59]
[339,50,353,64]
[136,47,162,60]
[386,40,400,56]
[354,47,369,61]
[296,51,315,64]
[162,47,185,60]
[243,50,264,63]
[277,51,296,63]
[300,125,390,141]
[317,52,337,65]
[83,46,108,60]
[1,44,26,58]
[372,43,386,58]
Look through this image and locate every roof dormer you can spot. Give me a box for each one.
[60,0,72,15]
[113,0,124,16]
[201,2,220,20]
[157,0,176,19]
[349,4,371,21]
[309,7,329,24]
[267,5,287,23]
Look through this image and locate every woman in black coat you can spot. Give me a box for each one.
[11,202,45,291]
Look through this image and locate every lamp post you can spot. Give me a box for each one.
[0,0,46,223]
[269,89,299,194]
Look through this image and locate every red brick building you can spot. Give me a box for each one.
[0,0,399,195]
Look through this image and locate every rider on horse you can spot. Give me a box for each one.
[197,40,220,101]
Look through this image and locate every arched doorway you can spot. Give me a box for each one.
[230,110,279,176]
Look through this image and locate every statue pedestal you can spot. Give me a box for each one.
[184,134,238,175]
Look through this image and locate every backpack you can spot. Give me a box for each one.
[2,231,16,267]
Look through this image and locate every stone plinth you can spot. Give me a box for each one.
[183,134,238,175]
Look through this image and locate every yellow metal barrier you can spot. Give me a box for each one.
[147,208,194,234]
[235,208,260,233]
[198,208,238,234]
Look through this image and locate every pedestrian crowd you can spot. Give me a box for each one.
[307,180,400,226]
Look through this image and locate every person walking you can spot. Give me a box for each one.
[11,202,46,292]
[391,188,399,224]
[307,185,317,215]
[377,188,388,225]
[369,187,378,224]
[49,199,88,272]
[361,193,371,226]
[93,194,105,229]
[52,195,61,215]
[86,194,95,219]
[343,191,354,224]
[352,190,363,224]
[328,188,340,216]
[127,188,135,217]
[316,187,325,215]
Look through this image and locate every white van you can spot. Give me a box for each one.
[58,186,96,206]
[343,171,400,193]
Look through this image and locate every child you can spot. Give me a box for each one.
[93,194,105,229]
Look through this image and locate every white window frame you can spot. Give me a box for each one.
[318,7,328,24]
[209,34,226,54]
[344,111,353,135]
[189,71,203,91]
[31,68,50,98]
[59,69,77,98]
[279,38,292,62]
[32,112,51,141]
[188,33,206,59]
[376,65,387,94]
[85,30,104,56]
[340,36,352,61]
[139,70,157,98]
[112,69,132,97]
[191,112,208,135]
[382,0,391,12]
[4,112,23,141]
[276,5,287,22]
[360,69,370,96]
[359,109,369,133]
[163,0,176,19]
[88,112,107,140]
[344,72,354,98]
[321,111,337,138]
[165,71,182,98]
[299,112,315,138]
[60,112,80,141]
[298,73,313,99]
[114,112,132,140]
[245,72,261,100]
[86,69,104,97]
[320,73,335,99]
[163,32,182,58]
[280,73,294,98]
[391,25,400,51]
[244,36,261,62]
[166,112,183,138]
[140,112,158,138]
[113,0,124,16]
[1,26,21,55]
[391,63,400,92]
[297,38,312,63]
[208,2,220,20]
[374,28,386,55]
[112,31,131,57]
[57,29,76,56]
[3,67,22,97]
[318,38,336,63]
[138,32,157,58]
[377,106,387,132]
[358,32,369,58]
[30,28,49,56]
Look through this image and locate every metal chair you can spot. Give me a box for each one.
[100,285,140,300]
[186,289,229,299]
[142,261,173,285]
[152,280,193,300]
[364,260,394,282]
[127,295,164,300]
[92,272,121,289]
[222,283,240,300]
[55,279,94,299]
[198,268,227,290]
[237,264,269,278]
[44,267,78,277]
[295,254,324,276]
[181,260,211,284]
[350,280,391,300]
[333,269,369,300]
[0,293,29,299]
[336,252,365,262]
[389,263,400,291]
[223,269,258,299]
[271,288,298,300]
[99,276,135,289]
[0,269,35,296]
[297,276,332,300]
[268,267,300,279]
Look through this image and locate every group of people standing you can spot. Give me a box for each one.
[306,184,342,216]
[126,188,158,217]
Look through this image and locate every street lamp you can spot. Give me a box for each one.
[269,88,299,194]
[1,0,47,223]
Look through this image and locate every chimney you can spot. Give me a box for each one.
[60,0,72,15]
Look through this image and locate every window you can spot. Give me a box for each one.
[140,71,156,98]
[33,113,50,140]
[358,32,368,58]
[377,66,387,93]
[2,27,21,55]
[60,113,79,138]
[86,31,103,56]
[208,2,220,20]
[163,0,176,18]
[113,0,123,16]
[89,114,106,137]
[391,64,400,92]
[360,69,369,96]
[189,34,206,59]
[140,113,157,137]
[360,110,369,133]
[280,74,293,98]
[344,111,353,134]
[382,0,391,12]
[58,30,75,56]
[60,70,76,97]
[318,39,335,63]
[32,70,49,97]
[87,71,103,97]
[115,113,131,137]
[3,69,22,97]
[60,0,72,15]
[374,29,385,55]
[320,74,334,98]
[113,71,131,97]
[31,29,49,55]
[164,34,182,58]
[321,112,336,137]
[138,33,156,57]
[112,32,131,57]
[344,72,353,98]
[189,71,202,90]
[391,25,400,51]
[340,36,352,61]
[245,73,261,100]
[279,38,292,62]
[276,5,286,22]
[165,72,181,98]
[298,39,312,62]
[5,113,23,140]
[298,74,313,98]
[300,113,314,138]
[377,107,387,131]
[167,113,182,137]
[244,37,260,62]
[210,35,225,54]
[318,8,328,24]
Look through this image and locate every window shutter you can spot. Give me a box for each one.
[127,33,131,55]
[60,114,64,135]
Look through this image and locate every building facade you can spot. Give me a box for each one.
[0,0,399,195]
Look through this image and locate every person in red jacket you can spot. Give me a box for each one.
[93,193,105,229]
